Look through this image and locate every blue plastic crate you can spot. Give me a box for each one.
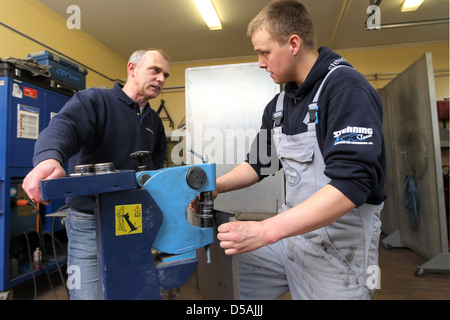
[28,50,88,89]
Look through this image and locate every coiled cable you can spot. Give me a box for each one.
[404,174,420,229]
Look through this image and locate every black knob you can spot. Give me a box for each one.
[130,151,151,171]
[186,167,207,189]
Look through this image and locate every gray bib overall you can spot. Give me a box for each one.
[238,66,383,299]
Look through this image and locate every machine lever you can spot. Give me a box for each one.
[189,149,208,163]
[130,150,151,171]
[205,245,211,264]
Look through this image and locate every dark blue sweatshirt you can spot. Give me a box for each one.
[33,82,167,213]
[246,47,386,207]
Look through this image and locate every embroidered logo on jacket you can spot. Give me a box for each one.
[328,57,348,70]
[333,126,373,146]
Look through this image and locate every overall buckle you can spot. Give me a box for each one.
[272,110,284,127]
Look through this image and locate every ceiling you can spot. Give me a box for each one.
[38,0,449,63]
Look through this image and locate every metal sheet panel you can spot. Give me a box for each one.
[185,63,284,214]
[378,86,400,236]
[384,53,447,259]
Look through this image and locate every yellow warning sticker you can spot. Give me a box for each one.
[115,204,142,236]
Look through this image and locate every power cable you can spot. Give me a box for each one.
[20,231,37,300]
[404,174,420,229]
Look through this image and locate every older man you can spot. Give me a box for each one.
[23,49,170,299]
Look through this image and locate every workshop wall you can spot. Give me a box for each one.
[338,44,449,100]
[0,0,127,89]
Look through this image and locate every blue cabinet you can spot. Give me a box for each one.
[0,76,72,291]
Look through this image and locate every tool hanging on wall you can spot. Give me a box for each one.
[157,99,174,128]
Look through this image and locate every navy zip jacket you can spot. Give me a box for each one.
[33,82,167,213]
[247,47,386,207]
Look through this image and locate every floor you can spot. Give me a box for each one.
[372,239,450,300]
[6,235,450,300]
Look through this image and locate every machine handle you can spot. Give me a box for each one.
[130,150,151,171]
[189,149,208,163]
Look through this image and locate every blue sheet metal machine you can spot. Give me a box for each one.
[40,155,216,300]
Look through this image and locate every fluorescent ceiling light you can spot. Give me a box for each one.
[193,0,222,30]
[401,0,425,12]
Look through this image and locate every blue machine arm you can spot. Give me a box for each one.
[136,163,215,256]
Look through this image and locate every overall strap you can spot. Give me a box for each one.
[272,91,285,127]
[307,65,350,124]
